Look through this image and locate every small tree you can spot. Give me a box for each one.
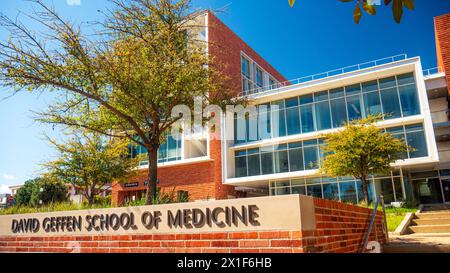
[29,177,68,206]
[43,131,140,205]
[0,0,237,205]
[14,177,68,206]
[320,115,408,205]
[14,179,37,206]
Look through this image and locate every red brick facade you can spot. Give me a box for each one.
[0,198,386,253]
[435,13,450,94]
[111,11,286,206]
[207,12,287,96]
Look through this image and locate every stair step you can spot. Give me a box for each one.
[412,218,450,225]
[415,212,450,219]
[409,224,450,233]
[383,243,450,253]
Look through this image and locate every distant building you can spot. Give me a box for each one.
[8,185,23,196]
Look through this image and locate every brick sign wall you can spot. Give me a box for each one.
[0,195,386,253]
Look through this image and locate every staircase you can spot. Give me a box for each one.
[383,204,450,253]
[409,205,450,234]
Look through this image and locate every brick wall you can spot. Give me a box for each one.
[0,197,386,253]
[207,12,287,96]
[435,13,450,94]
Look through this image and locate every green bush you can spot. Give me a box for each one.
[14,179,36,206]
[29,178,68,206]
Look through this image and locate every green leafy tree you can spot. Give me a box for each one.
[14,177,68,206]
[320,115,408,205]
[29,177,68,206]
[14,179,37,206]
[43,131,140,205]
[0,0,237,204]
[288,0,415,24]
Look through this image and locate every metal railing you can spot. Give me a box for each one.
[240,54,408,97]
[423,66,444,77]
[360,195,389,253]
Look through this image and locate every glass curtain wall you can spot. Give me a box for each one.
[234,73,420,145]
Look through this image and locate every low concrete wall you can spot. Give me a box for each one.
[0,195,386,253]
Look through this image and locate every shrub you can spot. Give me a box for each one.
[29,178,68,206]
[14,179,37,206]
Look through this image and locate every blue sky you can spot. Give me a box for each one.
[0,0,449,191]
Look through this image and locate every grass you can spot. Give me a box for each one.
[0,202,111,215]
[384,207,417,232]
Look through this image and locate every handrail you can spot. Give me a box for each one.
[361,195,381,253]
[240,54,408,97]
[423,66,444,77]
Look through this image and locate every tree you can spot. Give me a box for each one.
[0,0,237,205]
[29,177,68,206]
[14,179,37,206]
[320,115,408,205]
[43,131,140,205]
[14,177,68,206]
[288,0,415,24]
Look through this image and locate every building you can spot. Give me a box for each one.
[112,11,450,206]
[8,185,23,196]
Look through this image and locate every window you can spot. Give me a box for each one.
[235,150,247,177]
[258,104,271,140]
[271,100,286,138]
[380,87,401,119]
[255,67,263,87]
[303,140,318,170]
[330,97,347,128]
[241,56,250,78]
[288,142,304,172]
[406,124,428,158]
[285,98,301,135]
[260,147,274,175]
[274,144,289,173]
[347,94,362,120]
[315,91,332,130]
[363,91,382,116]
[398,83,420,116]
[300,94,315,133]
[247,148,261,176]
[339,181,357,203]
[323,183,340,200]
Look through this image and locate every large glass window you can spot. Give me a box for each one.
[315,92,332,130]
[235,73,421,145]
[235,150,247,178]
[346,95,362,120]
[363,91,382,116]
[274,144,289,173]
[339,180,357,203]
[247,148,261,176]
[285,98,301,135]
[288,142,304,172]
[303,140,319,170]
[271,100,286,138]
[260,147,274,175]
[380,87,401,119]
[398,84,420,116]
[330,97,347,128]
[255,67,263,87]
[406,124,428,158]
[323,183,339,200]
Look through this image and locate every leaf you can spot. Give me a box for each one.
[384,0,392,5]
[354,4,362,24]
[392,0,403,23]
[403,0,414,10]
[288,0,295,7]
[362,2,376,15]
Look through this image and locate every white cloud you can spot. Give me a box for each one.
[2,174,15,180]
[66,0,81,6]
[0,185,12,194]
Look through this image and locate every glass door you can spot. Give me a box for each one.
[414,178,443,204]
[441,179,450,203]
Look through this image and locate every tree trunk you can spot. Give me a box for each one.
[361,175,370,206]
[145,145,158,205]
